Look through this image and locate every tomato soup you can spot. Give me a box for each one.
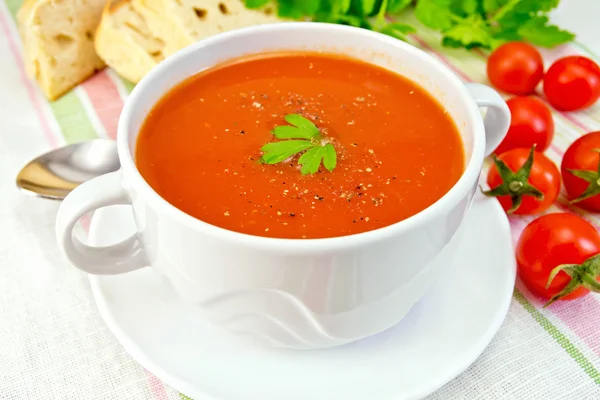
[136,53,464,239]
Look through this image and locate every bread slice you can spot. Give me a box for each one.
[17,0,106,100]
[131,0,282,58]
[95,0,166,83]
[95,0,283,83]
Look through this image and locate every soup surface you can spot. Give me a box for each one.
[136,52,464,239]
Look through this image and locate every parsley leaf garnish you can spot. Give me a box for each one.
[442,14,493,49]
[244,0,269,8]
[260,114,337,175]
[261,140,314,164]
[243,0,574,50]
[517,16,575,48]
[414,0,455,31]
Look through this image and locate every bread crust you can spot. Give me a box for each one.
[95,0,165,83]
[97,0,283,83]
[17,0,106,100]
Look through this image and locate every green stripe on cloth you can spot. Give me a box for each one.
[5,0,99,144]
[120,77,136,94]
[514,289,600,385]
[50,93,99,143]
[5,0,19,18]
[179,394,193,400]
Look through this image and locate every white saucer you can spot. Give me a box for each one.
[88,193,515,400]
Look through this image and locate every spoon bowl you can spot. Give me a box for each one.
[16,139,120,200]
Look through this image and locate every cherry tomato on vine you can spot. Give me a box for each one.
[494,96,554,154]
[543,56,600,111]
[516,213,600,305]
[561,131,600,212]
[484,147,560,215]
[487,42,544,95]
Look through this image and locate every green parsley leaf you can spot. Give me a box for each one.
[441,37,464,48]
[387,0,412,13]
[299,146,327,174]
[321,13,366,27]
[331,0,352,15]
[512,0,559,14]
[260,114,339,174]
[348,0,377,17]
[277,0,320,18]
[482,0,509,14]
[323,143,337,172]
[494,0,559,26]
[260,140,314,164]
[451,0,478,16]
[414,0,455,30]
[442,15,493,49]
[284,113,320,135]
[272,126,316,140]
[489,0,519,22]
[244,0,269,9]
[517,16,576,48]
[359,0,378,16]
[248,0,574,52]
[374,0,389,22]
[379,22,416,41]
[489,27,521,43]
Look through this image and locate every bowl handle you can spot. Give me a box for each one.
[465,83,511,156]
[55,171,148,275]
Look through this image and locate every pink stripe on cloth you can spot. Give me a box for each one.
[547,294,600,358]
[0,10,58,148]
[554,201,600,230]
[145,370,170,400]
[534,89,592,133]
[508,189,600,361]
[519,277,600,359]
[507,216,530,246]
[81,70,124,139]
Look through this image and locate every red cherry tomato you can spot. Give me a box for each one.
[487,42,544,95]
[543,56,600,111]
[516,213,600,304]
[494,96,554,154]
[485,147,560,215]
[561,131,600,211]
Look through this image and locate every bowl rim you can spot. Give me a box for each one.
[117,22,485,253]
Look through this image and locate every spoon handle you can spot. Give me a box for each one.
[56,171,148,274]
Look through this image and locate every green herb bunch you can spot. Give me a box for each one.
[244,0,575,50]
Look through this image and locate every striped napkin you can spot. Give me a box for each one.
[0,0,598,398]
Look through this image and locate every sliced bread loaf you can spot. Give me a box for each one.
[95,0,283,83]
[131,0,282,58]
[17,0,106,100]
[95,0,166,83]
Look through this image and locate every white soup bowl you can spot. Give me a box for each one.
[56,23,510,349]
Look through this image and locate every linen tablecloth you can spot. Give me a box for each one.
[1,0,600,398]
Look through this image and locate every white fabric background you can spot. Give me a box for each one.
[1,0,599,398]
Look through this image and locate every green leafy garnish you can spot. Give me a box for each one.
[414,0,455,31]
[260,114,337,175]
[517,16,575,48]
[243,0,575,50]
[244,0,269,8]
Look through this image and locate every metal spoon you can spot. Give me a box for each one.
[16,139,120,200]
